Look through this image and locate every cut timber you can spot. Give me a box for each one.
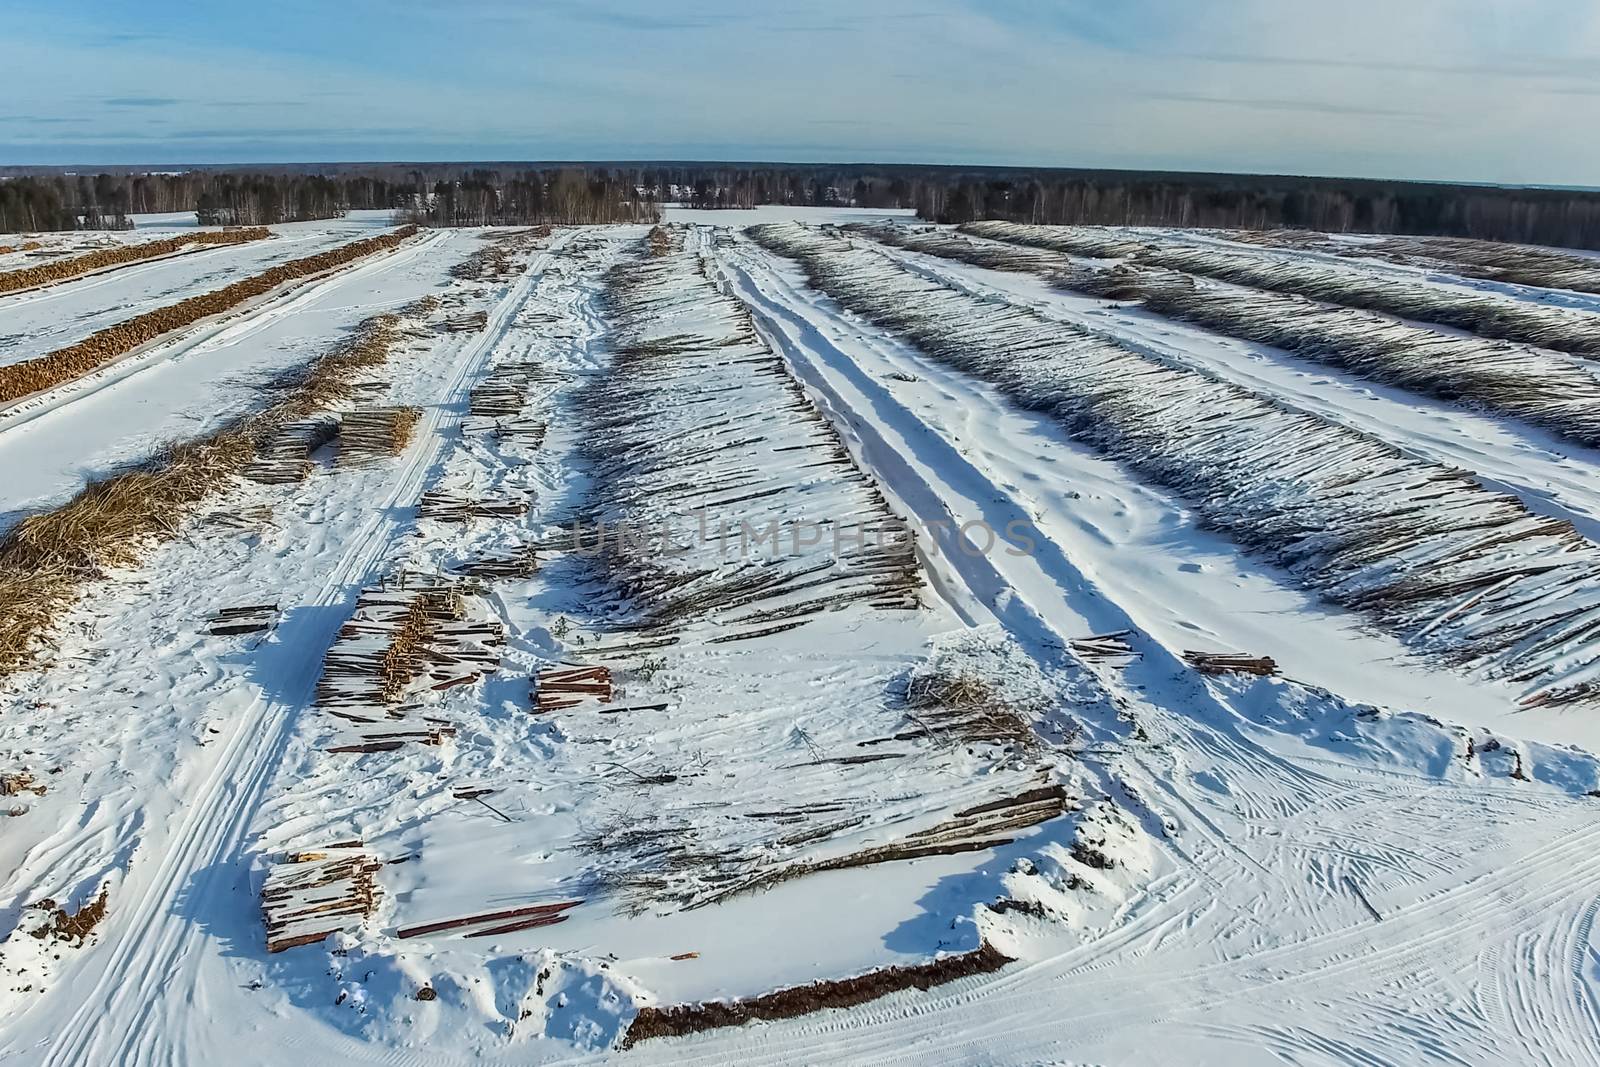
[691,784,1071,909]
[449,545,539,580]
[1070,631,1139,661]
[245,417,338,484]
[394,899,582,940]
[326,725,455,754]
[338,406,421,465]
[621,942,1012,1047]
[443,310,489,333]
[206,603,279,637]
[418,490,530,523]
[316,576,502,717]
[262,847,382,952]
[534,665,614,712]
[1183,650,1278,677]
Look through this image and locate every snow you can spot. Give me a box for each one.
[3,218,1600,1066]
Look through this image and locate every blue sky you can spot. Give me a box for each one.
[1,0,1596,184]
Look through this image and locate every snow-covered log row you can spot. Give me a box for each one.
[1228,228,1600,297]
[856,222,1600,448]
[582,234,924,632]
[1056,265,1600,448]
[566,233,1105,911]
[753,222,1600,705]
[0,225,420,408]
[0,227,272,296]
[963,221,1600,357]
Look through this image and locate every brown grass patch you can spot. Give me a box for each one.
[620,942,1011,1047]
[29,883,110,946]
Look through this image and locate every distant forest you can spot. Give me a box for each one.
[4,162,1600,248]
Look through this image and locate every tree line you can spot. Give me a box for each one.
[6,163,1600,249]
[398,169,658,226]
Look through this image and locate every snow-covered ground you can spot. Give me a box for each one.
[2,218,1600,1066]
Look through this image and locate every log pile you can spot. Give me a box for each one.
[206,603,279,636]
[0,227,271,296]
[1183,650,1278,677]
[417,489,529,523]
[0,226,417,407]
[443,310,489,333]
[327,723,456,754]
[244,416,338,484]
[394,898,582,940]
[316,577,502,720]
[1069,631,1138,662]
[467,375,525,418]
[261,846,383,952]
[689,784,1072,910]
[337,406,421,464]
[449,545,539,580]
[449,227,551,281]
[534,665,613,712]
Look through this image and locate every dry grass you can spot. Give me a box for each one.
[1,770,45,796]
[29,883,110,945]
[0,296,438,676]
[0,225,418,407]
[0,227,271,296]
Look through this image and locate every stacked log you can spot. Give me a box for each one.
[337,406,421,464]
[534,665,613,712]
[244,416,338,483]
[1182,650,1278,677]
[417,489,529,523]
[206,603,279,636]
[261,847,383,952]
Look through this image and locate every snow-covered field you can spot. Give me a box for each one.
[4,208,1600,1065]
